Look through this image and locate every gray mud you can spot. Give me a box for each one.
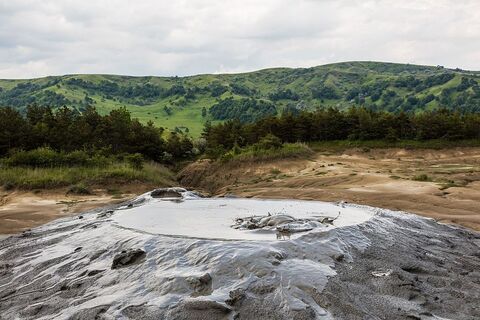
[317,214,480,320]
[0,188,479,320]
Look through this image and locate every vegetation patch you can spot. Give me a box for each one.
[0,162,174,190]
[222,143,313,163]
[412,174,432,182]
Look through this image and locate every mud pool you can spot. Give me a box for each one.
[112,191,373,240]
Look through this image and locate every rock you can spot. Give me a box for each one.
[97,210,114,218]
[198,273,212,285]
[334,253,345,262]
[125,197,146,208]
[78,215,83,219]
[187,273,212,296]
[150,188,185,198]
[319,217,335,224]
[111,249,146,269]
[226,289,246,306]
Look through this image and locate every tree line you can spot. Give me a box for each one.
[202,107,480,152]
[0,105,194,162]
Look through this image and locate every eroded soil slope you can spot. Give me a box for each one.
[180,147,480,230]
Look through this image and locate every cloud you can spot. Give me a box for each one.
[0,0,479,78]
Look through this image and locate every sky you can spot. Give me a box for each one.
[0,0,479,79]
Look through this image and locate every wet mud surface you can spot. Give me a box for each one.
[0,188,479,319]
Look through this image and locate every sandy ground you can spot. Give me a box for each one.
[0,188,142,235]
[180,147,480,231]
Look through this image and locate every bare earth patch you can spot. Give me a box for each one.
[179,147,480,231]
[0,184,156,234]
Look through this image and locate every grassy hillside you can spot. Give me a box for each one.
[1,61,479,137]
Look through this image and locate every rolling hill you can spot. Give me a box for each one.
[1,61,479,136]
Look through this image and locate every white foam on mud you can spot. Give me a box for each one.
[112,197,374,240]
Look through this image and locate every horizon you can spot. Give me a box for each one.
[1,60,478,81]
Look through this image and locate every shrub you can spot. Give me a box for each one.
[205,146,226,160]
[64,150,90,166]
[6,147,60,167]
[412,174,431,182]
[255,134,282,150]
[220,151,234,163]
[125,153,144,170]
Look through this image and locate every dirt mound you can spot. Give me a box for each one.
[0,197,479,319]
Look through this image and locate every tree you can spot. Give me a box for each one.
[0,107,28,155]
[164,106,172,116]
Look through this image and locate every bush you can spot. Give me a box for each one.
[412,174,431,182]
[5,147,60,167]
[205,146,226,160]
[64,150,90,166]
[125,153,144,170]
[220,151,234,163]
[255,134,282,150]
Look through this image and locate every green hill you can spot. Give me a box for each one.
[1,61,479,137]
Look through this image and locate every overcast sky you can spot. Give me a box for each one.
[0,0,479,79]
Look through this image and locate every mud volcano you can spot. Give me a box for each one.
[0,188,479,319]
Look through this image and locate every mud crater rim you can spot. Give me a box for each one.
[111,189,375,241]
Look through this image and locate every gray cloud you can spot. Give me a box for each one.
[0,0,479,78]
